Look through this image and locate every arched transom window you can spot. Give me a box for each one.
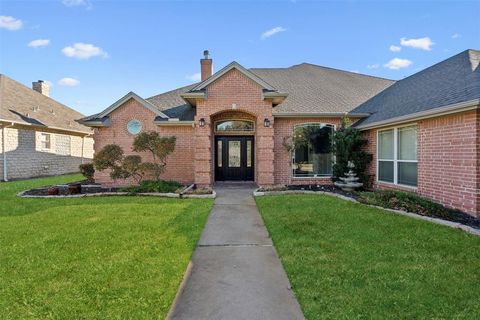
[215,120,255,132]
[292,123,334,177]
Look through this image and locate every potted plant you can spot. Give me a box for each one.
[47,186,59,195]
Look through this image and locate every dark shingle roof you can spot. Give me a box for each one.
[251,64,394,114]
[0,74,92,133]
[351,49,480,127]
[146,84,197,121]
[142,64,393,119]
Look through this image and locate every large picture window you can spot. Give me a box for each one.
[377,125,418,187]
[292,123,334,177]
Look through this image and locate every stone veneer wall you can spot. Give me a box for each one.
[92,98,195,186]
[0,125,94,180]
[362,110,479,217]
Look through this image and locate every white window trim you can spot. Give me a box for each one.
[376,124,418,189]
[39,132,52,151]
[214,119,255,133]
[291,122,336,178]
[127,119,142,135]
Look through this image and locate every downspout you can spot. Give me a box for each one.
[2,122,14,182]
[81,133,92,164]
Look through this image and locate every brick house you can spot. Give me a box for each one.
[79,49,479,217]
[0,75,94,180]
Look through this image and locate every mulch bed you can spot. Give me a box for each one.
[441,210,480,229]
[21,181,118,196]
[286,184,361,200]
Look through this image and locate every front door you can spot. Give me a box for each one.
[215,136,254,181]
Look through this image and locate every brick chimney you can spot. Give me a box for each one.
[200,50,213,81]
[32,80,49,97]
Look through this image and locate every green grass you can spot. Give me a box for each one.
[256,194,480,320]
[0,174,213,319]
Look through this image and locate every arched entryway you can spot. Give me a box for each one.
[211,111,256,182]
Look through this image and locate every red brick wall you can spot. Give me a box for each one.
[273,117,343,185]
[194,68,274,186]
[363,110,479,217]
[477,110,480,216]
[93,98,195,186]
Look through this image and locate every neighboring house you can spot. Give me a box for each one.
[0,74,94,181]
[79,49,479,217]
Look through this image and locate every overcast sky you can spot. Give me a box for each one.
[1,0,479,116]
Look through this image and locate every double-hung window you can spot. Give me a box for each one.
[377,125,418,187]
[40,133,51,150]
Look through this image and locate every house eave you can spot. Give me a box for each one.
[0,118,93,135]
[191,61,277,92]
[273,112,370,118]
[154,119,195,127]
[77,119,110,128]
[355,99,480,130]
[262,92,289,105]
[179,92,206,106]
[97,91,169,119]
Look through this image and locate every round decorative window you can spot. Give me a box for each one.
[127,119,142,134]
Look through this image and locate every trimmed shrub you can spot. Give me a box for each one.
[79,163,94,182]
[358,190,451,219]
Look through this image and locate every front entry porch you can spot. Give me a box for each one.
[214,136,254,181]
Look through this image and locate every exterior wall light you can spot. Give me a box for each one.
[199,118,206,127]
[264,118,270,128]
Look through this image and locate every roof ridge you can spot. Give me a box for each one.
[295,62,395,82]
[251,63,395,82]
[0,73,86,117]
[388,49,476,86]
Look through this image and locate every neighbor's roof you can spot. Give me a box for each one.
[141,64,393,121]
[351,49,480,128]
[0,74,92,134]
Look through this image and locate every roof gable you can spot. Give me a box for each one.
[190,61,277,92]
[97,91,169,119]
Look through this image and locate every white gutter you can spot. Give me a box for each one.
[77,120,109,127]
[0,118,92,135]
[273,112,370,118]
[154,120,195,127]
[355,99,480,130]
[81,133,92,164]
[2,122,14,182]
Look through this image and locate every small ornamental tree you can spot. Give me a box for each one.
[121,155,146,183]
[93,146,146,183]
[93,144,124,180]
[132,131,176,180]
[332,117,372,184]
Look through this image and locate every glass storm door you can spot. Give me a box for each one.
[215,136,254,181]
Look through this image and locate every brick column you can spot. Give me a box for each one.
[256,117,274,186]
[194,114,212,187]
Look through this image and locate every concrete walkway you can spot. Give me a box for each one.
[168,183,304,320]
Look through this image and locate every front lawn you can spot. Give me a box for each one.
[256,194,480,319]
[0,174,213,319]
